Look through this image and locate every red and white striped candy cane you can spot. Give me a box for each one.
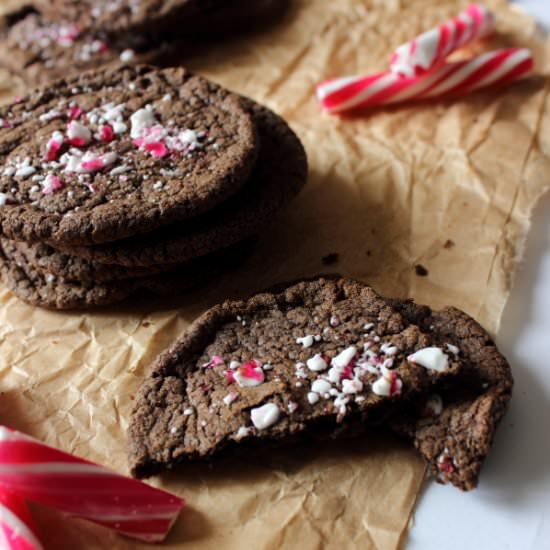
[0,427,184,543]
[317,48,533,114]
[0,490,43,550]
[390,4,495,77]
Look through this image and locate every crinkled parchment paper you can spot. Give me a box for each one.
[1,1,549,548]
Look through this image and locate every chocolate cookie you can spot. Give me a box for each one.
[0,237,251,309]
[0,236,174,282]
[0,65,259,246]
[387,299,513,491]
[55,99,308,266]
[127,277,465,478]
[0,9,176,87]
[33,0,283,41]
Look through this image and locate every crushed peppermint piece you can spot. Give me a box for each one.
[112,121,128,134]
[332,346,357,368]
[287,401,299,413]
[229,360,240,370]
[306,354,329,372]
[381,343,398,356]
[130,108,156,138]
[408,347,449,372]
[203,355,224,369]
[262,363,273,371]
[0,193,10,206]
[446,343,460,355]
[235,426,252,439]
[329,315,340,327]
[2,166,15,177]
[363,323,374,331]
[67,120,92,146]
[372,372,402,397]
[223,392,238,406]
[307,392,319,405]
[311,379,332,394]
[120,49,135,62]
[342,379,363,394]
[250,403,281,430]
[233,360,265,388]
[110,165,129,176]
[39,109,62,123]
[42,175,64,194]
[183,408,194,416]
[296,335,315,348]
[99,125,115,142]
[15,164,36,178]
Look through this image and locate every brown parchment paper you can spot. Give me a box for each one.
[1,1,550,549]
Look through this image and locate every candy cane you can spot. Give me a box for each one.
[317,48,533,114]
[390,4,495,77]
[0,490,43,550]
[0,427,184,543]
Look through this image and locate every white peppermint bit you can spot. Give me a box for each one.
[223,393,238,406]
[408,347,449,372]
[112,121,128,134]
[342,379,363,394]
[229,360,240,370]
[332,346,357,368]
[307,392,319,405]
[250,403,281,430]
[296,335,315,348]
[372,376,391,397]
[119,49,135,62]
[311,379,332,394]
[67,120,91,144]
[183,408,194,416]
[0,193,9,206]
[130,108,156,138]
[306,354,328,372]
[15,165,36,178]
[235,426,252,439]
[446,343,460,355]
[287,401,299,413]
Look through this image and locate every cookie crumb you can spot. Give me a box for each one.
[415,264,429,277]
[444,239,455,249]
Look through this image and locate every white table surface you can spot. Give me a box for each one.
[407,3,550,549]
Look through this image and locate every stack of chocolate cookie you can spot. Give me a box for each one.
[0,0,287,86]
[0,65,307,309]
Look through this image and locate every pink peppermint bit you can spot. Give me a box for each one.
[389,372,402,397]
[81,159,104,171]
[100,125,114,142]
[69,106,83,120]
[42,175,64,195]
[45,139,62,161]
[438,455,455,474]
[224,370,236,384]
[234,360,265,388]
[145,142,169,158]
[204,355,224,369]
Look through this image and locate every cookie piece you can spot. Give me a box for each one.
[0,64,259,245]
[0,9,177,87]
[55,99,308,267]
[387,299,513,491]
[0,237,252,309]
[0,236,174,282]
[127,277,465,478]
